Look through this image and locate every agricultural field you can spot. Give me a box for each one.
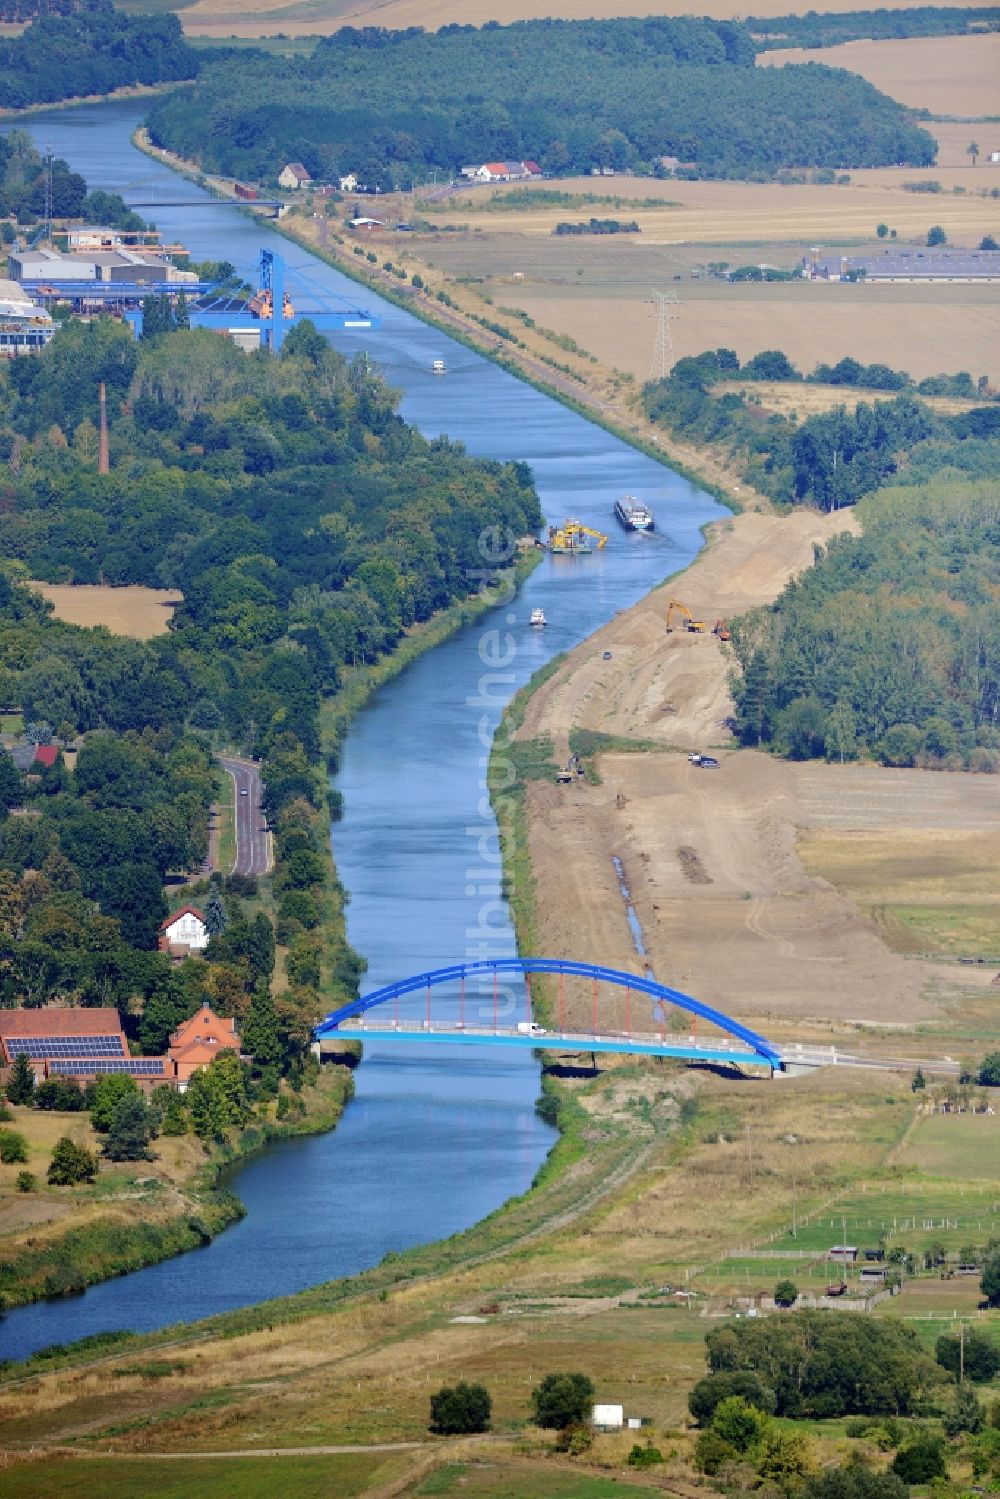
[28,583,181,639]
[171,0,1000,40]
[760,32,1000,117]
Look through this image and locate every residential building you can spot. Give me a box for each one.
[278,162,312,190]
[461,160,542,183]
[158,905,209,954]
[339,172,359,192]
[168,1002,243,1087]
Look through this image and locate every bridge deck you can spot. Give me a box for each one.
[318,1021,776,1069]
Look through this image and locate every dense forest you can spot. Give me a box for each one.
[0,316,540,1069]
[728,480,1000,765]
[0,0,198,110]
[643,349,1000,511]
[750,6,1000,51]
[146,18,935,186]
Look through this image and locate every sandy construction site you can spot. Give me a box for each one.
[514,510,999,1038]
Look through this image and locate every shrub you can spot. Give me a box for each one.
[891,1433,947,1483]
[89,1073,140,1132]
[429,1381,492,1434]
[16,1170,36,1192]
[689,1370,777,1424]
[926,225,947,246]
[0,1127,28,1163]
[47,1137,97,1186]
[0,1100,12,1121]
[103,1095,156,1162]
[979,1052,1000,1086]
[711,1395,769,1454]
[531,1371,595,1429]
[943,1384,985,1436]
[34,1078,85,1112]
[774,1278,798,1307]
[694,1428,736,1474]
[982,1253,1000,1307]
[627,1443,663,1468]
[806,1467,908,1499]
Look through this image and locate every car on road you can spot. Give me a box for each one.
[688,753,719,768]
[239,788,248,796]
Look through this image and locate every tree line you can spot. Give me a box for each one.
[728,479,1000,766]
[145,16,935,188]
[0,0,199,111]
[750,5,1000,51]
[643,348,1000,512]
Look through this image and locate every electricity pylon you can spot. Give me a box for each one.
[650,289,678,380]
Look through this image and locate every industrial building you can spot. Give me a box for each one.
[8,246,193,286]
[0,278,54,356]
[804,248,1000,283]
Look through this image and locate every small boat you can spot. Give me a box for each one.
[615,495,654,532]
[431,358,446,374]
[530,607,547,627]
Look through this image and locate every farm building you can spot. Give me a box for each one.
[804,249,1000,283]
[460,160,543,182]
[0,1007,170,1088]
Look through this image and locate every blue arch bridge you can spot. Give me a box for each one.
[314,959,784,1074]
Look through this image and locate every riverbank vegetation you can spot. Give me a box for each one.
[0,0,198,112]
[145,17,934,188]
[728,479,999,767]
[0,307,541,1301]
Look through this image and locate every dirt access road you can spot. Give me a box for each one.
[515,508,998,1037]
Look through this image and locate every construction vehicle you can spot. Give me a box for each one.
[713,619,731,642]
[547,518,608,554]
[666,597,706,633]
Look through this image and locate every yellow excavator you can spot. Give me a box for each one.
[666,597,706,633]
[547,518,608,554]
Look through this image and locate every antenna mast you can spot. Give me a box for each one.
[650,289,678,380]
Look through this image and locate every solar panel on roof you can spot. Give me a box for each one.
[4,1035,126,1060]
[50,1058,165,1076]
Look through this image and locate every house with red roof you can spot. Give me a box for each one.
[0,1007,170,1088]
[32,744,59,769]
[168,1001,243,1086]
[158,905,209,954]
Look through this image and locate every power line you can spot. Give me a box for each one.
[650,289,678,380]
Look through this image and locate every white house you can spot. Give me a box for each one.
[339,172,359,192]
[159,905,209,953]
[278,162,312,190]
[592,1403,624,1430]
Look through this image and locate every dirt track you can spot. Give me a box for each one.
[516,509,997,1034]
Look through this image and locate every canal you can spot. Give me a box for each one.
[1,101,725,1363]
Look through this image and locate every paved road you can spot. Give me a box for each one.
[780,1044,960,1077]
[219,756,272,878]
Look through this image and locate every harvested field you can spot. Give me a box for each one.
[427,177,1000,243]
[492,281,1000,384]
[760,34,1000,117]
[717,381,991,419]
[30,582,181,638]
[177,0,1000,39]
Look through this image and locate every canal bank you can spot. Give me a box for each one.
[0,99,725,1364]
